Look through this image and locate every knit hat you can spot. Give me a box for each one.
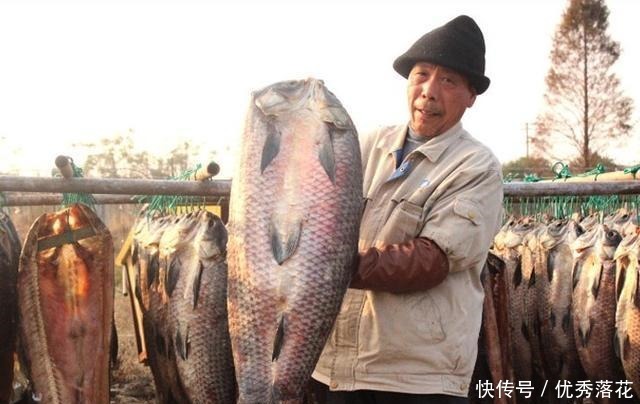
[393,15,490,94]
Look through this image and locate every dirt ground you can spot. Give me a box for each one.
[110,286,156,404]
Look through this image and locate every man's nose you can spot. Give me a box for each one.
[421,77,440,100]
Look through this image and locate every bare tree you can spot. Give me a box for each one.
[532,0,633,171]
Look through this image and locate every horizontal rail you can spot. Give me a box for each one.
[503,181,640,197]
[0,193,229,207]
[1,177,639,205]
[0,176,232,197]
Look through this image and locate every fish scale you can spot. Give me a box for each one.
[227,78,361,404]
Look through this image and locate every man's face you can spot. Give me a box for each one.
[407,62,476,137]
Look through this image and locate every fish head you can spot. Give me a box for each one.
[197,211,228,260]
[598,225,622,260]
[253,78,354,131]
[503,216,535,248]
[539,218,568,249]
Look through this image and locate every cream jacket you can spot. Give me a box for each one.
[313,122,503,396]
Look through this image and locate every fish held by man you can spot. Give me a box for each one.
[227,78,362,404]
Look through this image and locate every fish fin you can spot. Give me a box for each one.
[572,262,582,290]
[550,311,556,329]
[131,242,139,266]
[623,333,631,362]
[561,311,571,334]
[272,314,286,362]
[270,220,302,265]
[528,267,536,288]
[192,260,204,310]
[591,264,604,299]
[318,130,336,184]
[634,268,640,309]
[616,264,626,303]
[546,255,554,283]
[513,261,522,288]
[521,322,530,343]
[579,319,592,347]
[148,253,159,287]
[166,256,181,297]
[175,325,186,360]
[261,129,281,173]
[156,331,166,358]
[534,314,542,338]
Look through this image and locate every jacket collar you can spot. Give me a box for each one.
[376,122,465,163]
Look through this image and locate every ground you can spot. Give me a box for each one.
[110,288,156,404]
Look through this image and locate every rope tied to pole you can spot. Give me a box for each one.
[552,162,572,181]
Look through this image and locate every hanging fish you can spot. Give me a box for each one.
[536,219,585,393]
[0,211,21,403]
[493,217,536,386]
[165,210,236,403]
[227,78,362,403]
[132,210,236,404]
[18,203,113,404]
[571,224,626,399]
[132,214,188,404]
[614,231,640,397]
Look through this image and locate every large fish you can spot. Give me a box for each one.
[227,78,362,403]
[18,203,113,404]
[536,219,584,396]
[571,224,625,402]
[0,211,21,403]
[615,231,640,397]
[165,210,236,403]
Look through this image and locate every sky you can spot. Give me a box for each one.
[0,0,638,179]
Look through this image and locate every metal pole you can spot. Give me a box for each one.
[503,181,640,197]
[0,176,232,197]
[0,193,229,206]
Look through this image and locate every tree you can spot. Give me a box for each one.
[502,156,554,180]
[79,131,200,179]
[532,0,633,172]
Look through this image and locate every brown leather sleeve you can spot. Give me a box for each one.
[349,237,449,293]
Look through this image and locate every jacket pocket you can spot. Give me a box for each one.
[376,200,424,245]
[453,198,482,226]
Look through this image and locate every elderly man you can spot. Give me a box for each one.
[309,15,504,404]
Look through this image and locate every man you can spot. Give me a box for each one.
[309,15,504,404]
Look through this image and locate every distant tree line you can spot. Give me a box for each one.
[76,131,216,179]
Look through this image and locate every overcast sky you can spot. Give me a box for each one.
[0,0,638,178]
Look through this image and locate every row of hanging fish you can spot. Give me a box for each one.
[488,208,640,404]
[0,204,115,404]
[130,209,236,403]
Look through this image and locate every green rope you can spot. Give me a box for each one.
[136,164,206,218]
[552,162,572,181]
[523,173,542,183]
[578,163,606,180]
[56,157,97,209]
[503,172,518,183]
[623,164,640,179]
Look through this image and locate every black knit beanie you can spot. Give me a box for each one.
[393,15,490,94]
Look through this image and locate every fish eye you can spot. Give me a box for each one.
[621,214,630,221]
[606,230,621,243]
